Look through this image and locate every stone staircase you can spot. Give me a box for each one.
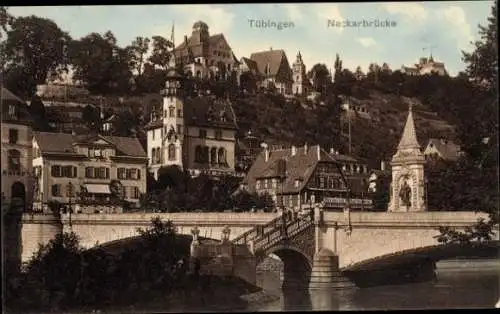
[232,212,314,262]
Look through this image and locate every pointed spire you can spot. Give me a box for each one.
[398,104,421,150]
[169,21,176,69]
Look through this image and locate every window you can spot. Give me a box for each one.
[51,184,61,197]
[85,167,94,178]
[215,129,222,140]
[169,106,175,117]
[8,129,18,144]
[256,180,261,190]
[151,149,155,164]
[51,165,61,177]
[272,179,278,189]
[131,187,140,199]
[8,105,16,117]
[155,147,161,163]
[264,179,269,189]
[210,147,217,164]
[195,146,203,163]
[8,149,21,172]
[152,129,155,140]
[177,124,182,134]
[319,177,325,188]
[177,109,182,118]
[105,168,110,179]
[202,146,209,163]
[118,168,125,179]
[199,129,207,138]
[137,169,141,180]
[168,144,176,160]
[217,148,226,164]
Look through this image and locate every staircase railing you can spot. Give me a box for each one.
[253,214,313,254]
[232,214,283,245]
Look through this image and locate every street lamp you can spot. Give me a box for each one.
[67,182,74,227]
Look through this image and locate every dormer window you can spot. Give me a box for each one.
[294,179,300,188]
[8,105,17,118]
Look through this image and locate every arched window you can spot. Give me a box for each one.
[210,147,217,164]
[196,70,201,78]
[195,145,203,163]
[203,146,209,163]
[156,147,161,164]
[168,144,176,160]
[8,149,21,172]
[218,148,226,165]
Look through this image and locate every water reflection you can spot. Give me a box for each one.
[254,260,500,311]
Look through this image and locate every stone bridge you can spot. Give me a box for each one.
[18,208,496,289]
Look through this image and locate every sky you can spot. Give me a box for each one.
[7,2,495,76]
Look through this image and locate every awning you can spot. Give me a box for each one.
[85,184,111,194]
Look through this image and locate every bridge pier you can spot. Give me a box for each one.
[308,249,356,290]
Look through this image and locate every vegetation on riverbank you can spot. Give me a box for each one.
[4,217,260,313]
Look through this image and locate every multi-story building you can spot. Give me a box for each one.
[32,132,148,213]
[241,143,372,211]
[401,55,448,76]
[291,51,312,96]
[246,48,293,95]
[172,21,239,80]
[145,66,238,179]
[1,87,34,210]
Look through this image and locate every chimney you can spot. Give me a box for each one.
[291,145,297,156]
[304,143,308,154]
[381,161,386,171]
[317,145,321,161]
[261,143,269,162]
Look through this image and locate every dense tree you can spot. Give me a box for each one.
[2,15,71,97]
[127,36,150,76]
[148,35,174,69]
[308,63,331,93]
[333,53,342,82]
[69,32,132,95]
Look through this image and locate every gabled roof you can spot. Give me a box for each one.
[241,57,260,74]
[425,138,461,161]
[173,33,230,59]
[243,145,342,194]
[184,96,237,130]
[1,87,23,103]
[1,87,32,124]
[33,132,146,157]
[249,49,291,79]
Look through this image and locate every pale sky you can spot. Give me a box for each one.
[8,2,494,76]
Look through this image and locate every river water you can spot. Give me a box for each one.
[248,259,499,311]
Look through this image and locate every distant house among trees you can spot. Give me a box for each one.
[423,138,463,161]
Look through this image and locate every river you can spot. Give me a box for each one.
[247,258,499,311]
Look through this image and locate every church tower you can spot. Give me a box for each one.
[292,51,308,95]
[388,105,427,212]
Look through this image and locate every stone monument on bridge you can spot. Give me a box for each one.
[388,104,427,212]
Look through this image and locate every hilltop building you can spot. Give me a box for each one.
[145,62,239,179]
[388,105,427,212]
[32,132,148,213]
[423,138,463,161]
[172,21,239,80]
[242,48,293,96]
[401,55,448,76]
[1,87,34,210]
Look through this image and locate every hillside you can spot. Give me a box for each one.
[232,90,456,169]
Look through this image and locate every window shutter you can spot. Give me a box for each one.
[105,168,110,179]
[137,169,141,180]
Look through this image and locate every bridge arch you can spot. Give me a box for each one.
[343,241,499,272]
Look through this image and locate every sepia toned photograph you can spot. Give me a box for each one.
[1,1,498,312]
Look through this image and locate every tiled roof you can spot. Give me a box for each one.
[34,132,146,157]
[241,57,260,75]
[184,96,237,129]
[173,33,228,59]
[329,152,358,163]
[249,49,292,81]
[1,87,23,102]
[243,145,342,194]
[425,138,461,161]
[1,87,32,124]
